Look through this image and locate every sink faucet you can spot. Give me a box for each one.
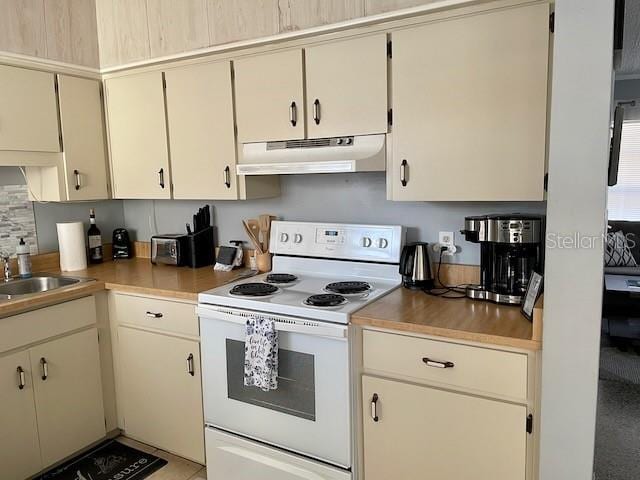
[1,252,11,282]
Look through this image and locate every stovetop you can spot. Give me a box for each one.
[198,256,401,323]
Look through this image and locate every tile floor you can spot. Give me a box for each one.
[116,436,206,480]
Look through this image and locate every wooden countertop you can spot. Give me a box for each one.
[0,258,253,317]
[73,258,253,301]
[352,288,543,350]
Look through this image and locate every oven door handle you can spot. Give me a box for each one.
[197,306,348,339]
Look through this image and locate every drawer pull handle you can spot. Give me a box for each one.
[40,357,48,380]
[186,353,195,376]
[158,168,165,189]
[224,165,231,189]
[17,366,25,390]
[371,393,379,422]
[73,169,81,190]
[422,357,454,369]
[146,311,163,318]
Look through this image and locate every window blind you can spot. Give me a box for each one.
[608,121,640,220]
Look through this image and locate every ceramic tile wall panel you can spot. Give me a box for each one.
[278,0,365,32]
[207,0,280,45]
[0,185,38,256]
[0,0,47,57]
[43,0,100,67]
[95,0,150,67]
[146,0,209,58]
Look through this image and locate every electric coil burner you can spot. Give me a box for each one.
[304,293,347,307]
[230,283,279,297]
[265,273,298,284]
[325,281,371,295]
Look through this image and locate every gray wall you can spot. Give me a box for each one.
[0,167,125,253]
[123,172,546,265]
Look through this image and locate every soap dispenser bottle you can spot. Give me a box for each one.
[16,238,32,278]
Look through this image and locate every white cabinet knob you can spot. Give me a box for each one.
[293,233,303,244]
[280,233,289,242]
[378,238,389,249]
[362,237,372,248]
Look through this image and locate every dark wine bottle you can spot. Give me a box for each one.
[88,208,103,264]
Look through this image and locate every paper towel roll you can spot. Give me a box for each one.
[57,222,87,271]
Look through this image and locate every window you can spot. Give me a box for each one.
[608,121,640,220]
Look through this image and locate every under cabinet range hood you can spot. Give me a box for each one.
[237,134,386,175]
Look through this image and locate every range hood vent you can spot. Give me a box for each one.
[239,134,386,176]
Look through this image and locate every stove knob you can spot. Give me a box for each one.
[362,237,372,248]
[280,233,289,243]
[378,238,389,249]
[293,233,303,244]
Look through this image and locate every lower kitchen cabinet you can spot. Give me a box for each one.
[30,328,106,467]
[362,375,526,480]
[117,325,205,464]
[0,350,41,480]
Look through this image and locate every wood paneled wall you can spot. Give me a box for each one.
[96,0,439,67]
[0,0,100,67]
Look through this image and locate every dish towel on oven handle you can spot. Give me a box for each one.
[244,316,279,391]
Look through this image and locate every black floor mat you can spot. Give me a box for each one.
[37,439,167,480]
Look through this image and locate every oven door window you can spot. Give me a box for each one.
[225,339,316,421]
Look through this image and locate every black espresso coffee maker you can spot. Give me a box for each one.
[461,214,543,305]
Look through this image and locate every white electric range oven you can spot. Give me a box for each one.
[197,221,405,480]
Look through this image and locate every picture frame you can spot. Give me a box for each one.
[521,271,543,322]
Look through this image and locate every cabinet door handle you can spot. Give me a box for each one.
[158,168,165,189]
[73,169,81,190]
[186,353,195,376]
[371,393,379,422]
[17,366,25,390]
[400,159,408,187]
[224,166,231,189]
[289,101,297,127]
[313,99,321,125]
[40,357,48,381]
[422,357,454,369]
[145,311,163,318]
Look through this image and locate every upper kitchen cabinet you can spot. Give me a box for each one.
[389,3,549,201]
[105,71,171,199]
[234,34,388,142]
[165,61,239,200]
[0,65,60,152]
[25,75,110,201]
[235,49,305,143]
[305,34,388,138]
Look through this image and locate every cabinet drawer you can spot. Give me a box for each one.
[362,330,527,400]
[111,293,198,337]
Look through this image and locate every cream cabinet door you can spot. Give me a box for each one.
[362,375,526,480]
[58,75,109,200]
[118,326,205,464]
[234,49,305,142]
[390,3,549,201]
[305,34,388,139]
[105,72,171,199]
[30,328,106,468]
[165,62,238,199]
[0,65,60,152]
[0,350,41,480]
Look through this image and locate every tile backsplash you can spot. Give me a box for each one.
[0,184,38,256]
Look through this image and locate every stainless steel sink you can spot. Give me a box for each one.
[0,274,92,301]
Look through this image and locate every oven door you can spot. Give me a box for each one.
[198,305,351,469]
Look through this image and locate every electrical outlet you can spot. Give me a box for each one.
[439,231,455,248]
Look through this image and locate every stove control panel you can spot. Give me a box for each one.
[270,221,405,263]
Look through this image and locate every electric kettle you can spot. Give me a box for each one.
[399,242,434,290]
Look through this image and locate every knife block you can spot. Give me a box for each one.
[185,226,215,268]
